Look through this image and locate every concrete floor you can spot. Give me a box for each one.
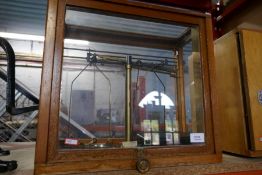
[0,142,262,175]
[1,142,34,175]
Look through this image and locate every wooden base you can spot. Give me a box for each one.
[248,150,262,157]
[224,150,262,158]
[35,153,221,175]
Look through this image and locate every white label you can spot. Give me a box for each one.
[122,141,137,148]
[190,133,205,143]
[166,133,173,145]
[64,138,79,145]
[259,137,262,142]
[152,133,160,145]
[173,133,180,144]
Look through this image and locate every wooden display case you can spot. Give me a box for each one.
[35,0,221,174]
[214,29,262,157]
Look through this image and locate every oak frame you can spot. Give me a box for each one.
[35,0,221,174]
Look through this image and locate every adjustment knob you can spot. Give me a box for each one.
[136,159,150,173]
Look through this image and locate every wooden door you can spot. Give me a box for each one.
[240,29,262,151]
[214,31,249,155]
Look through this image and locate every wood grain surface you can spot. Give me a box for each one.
[214,30,249,156]
[240,29,262,151]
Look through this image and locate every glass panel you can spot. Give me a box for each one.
[132,69,178,146]
[65,8,187,39]
[59,55,126,138]
[183,28,205,134]
[58,6,205,149]
[59,43,126,149]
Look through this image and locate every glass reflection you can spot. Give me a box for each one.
[58,6,205,149]
[138,91,175,109]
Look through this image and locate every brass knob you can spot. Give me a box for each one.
[136,159,150,174]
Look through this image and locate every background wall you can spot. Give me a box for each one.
[220,0,262,34]
[0,0,47,35]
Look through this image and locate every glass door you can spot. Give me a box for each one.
[58,6,205,150]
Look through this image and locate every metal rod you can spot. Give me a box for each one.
[132,67,140,125]
[63,55,177,65]
[9,110,38,142]
[176,48,187,133]
[126,56,132,141]
[64,47,176,60]
[153,72,166,93]
[153,72,167,145]
[0,64,42,68]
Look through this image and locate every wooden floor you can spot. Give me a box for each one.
[0,142,262,175]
